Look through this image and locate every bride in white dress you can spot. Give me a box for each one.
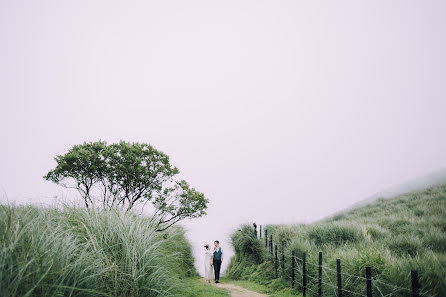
[204,244,213,283]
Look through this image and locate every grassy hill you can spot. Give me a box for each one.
[349,167,446,210]
[0,205,228,297]
[227,183,446,296]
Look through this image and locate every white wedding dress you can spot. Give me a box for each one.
[204,249,214,281]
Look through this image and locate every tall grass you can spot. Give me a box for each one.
[0,205,197,297]
[226,224,268,280]
[227,183,446,296]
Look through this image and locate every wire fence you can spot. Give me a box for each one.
[258,226,431,297]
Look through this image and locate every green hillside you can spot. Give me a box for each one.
[227,183,446,297]
[0,205,227,297]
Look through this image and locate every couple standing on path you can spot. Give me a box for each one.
[204,240,224,283]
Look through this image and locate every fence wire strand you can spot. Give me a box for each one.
[264,237,422,297]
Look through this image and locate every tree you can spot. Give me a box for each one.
[44,141,208,230]
[44,141,108,208]
[105,141,180,209]
[154,180,207,231]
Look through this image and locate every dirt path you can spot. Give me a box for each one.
[200,278,268,297]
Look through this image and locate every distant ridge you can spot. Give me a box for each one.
[350,167,446,209]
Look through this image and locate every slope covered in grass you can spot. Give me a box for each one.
[227,183,446,297]
[0,204,202,297]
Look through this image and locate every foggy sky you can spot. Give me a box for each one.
[1,0,446,274]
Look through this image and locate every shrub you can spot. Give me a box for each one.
[225,255,257,279]
[247,261,275,284]
[226,223,267,280]
[366,224,390,240]
[387,234,423,257]
[270,225,299,246]
[378,218,412,234]
[414,209,425,216]
[315,244,393,296]
[231,224,265,264]
[307,222,363,247]
[380,252,446,296]
[331,213,346,221]
[422,227,446,253]
[286,236,314,259]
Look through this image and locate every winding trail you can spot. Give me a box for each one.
[201,278,268,297]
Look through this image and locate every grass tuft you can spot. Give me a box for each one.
[0,205,198,297]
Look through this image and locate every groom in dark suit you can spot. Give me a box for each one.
[213,240,224,283]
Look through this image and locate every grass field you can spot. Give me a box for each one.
[226,183,446,297]
[2,185,445,297]
[0,205,226,297]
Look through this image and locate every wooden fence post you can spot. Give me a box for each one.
[275,244,278,278]
[270,234,273,255]
[281,240,285,274]
[411,270,420,297]
[318,252,322,297]
[336,259,342,297]
[366,266,372,297]
[291,251,295,289]
[265,229,268,248]
[303,252,307,297]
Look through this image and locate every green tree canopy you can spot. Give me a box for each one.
[44,141,208,230]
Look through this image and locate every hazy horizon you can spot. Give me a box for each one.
[1,0,446,275]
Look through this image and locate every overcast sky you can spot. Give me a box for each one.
[1,0,446,275]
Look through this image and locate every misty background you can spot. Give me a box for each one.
[1,1,446,275]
